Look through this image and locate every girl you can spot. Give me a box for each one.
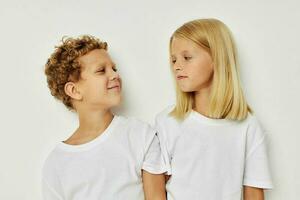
[155,19,273,200]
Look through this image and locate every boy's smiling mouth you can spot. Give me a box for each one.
[107,83,121,90]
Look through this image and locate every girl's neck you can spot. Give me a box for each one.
[193,86,211,118]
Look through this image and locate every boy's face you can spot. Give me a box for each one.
[75,49,122,110]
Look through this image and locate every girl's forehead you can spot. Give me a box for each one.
[171,38,199,55]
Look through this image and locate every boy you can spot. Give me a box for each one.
[42,35,167,200]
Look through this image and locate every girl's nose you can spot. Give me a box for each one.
[174,63,183,71]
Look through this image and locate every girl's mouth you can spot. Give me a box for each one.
[176,75,188,80]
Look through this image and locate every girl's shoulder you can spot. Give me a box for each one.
[156,104,174,116]
[240,113,263,129]
[154,105,186,136]
[237,113,266,144]
[155,104,177,124]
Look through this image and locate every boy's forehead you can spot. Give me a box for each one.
[78,49,113,69]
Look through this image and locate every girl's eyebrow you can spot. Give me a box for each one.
[171,50,191,57]
[181,50,191,54]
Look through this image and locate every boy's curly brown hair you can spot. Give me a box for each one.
[45,35,107,110]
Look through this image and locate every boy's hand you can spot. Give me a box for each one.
[243,186,264,200]
[142,170,167,200]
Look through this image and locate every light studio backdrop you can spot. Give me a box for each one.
[0,0,299,199]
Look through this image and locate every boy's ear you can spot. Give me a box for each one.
[64,82,82,100]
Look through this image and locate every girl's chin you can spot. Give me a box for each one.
[179,86,194,93]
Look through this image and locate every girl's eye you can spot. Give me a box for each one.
[113,67,118,72]
[171,59,176,64]
[184,56,192,60]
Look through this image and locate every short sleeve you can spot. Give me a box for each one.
[42,153,64,200]
[243,116,273,189]
[154,114,172,175]
[142,131,168,174]
[42,178,64,200]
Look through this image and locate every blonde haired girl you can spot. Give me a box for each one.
[155,19,273,200]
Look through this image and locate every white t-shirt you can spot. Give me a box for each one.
[155,106,273,200]
[42,115,166,200]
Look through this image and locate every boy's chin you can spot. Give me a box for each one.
[109,96,122,107]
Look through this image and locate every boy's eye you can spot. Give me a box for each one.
[97,69,105,73]
[112,67,118,72]
[184,56,192,60]
[171,59,176,64]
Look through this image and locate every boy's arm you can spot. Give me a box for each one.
[142,170,166,200]
[243,186,264,200]
[42,178,64,200]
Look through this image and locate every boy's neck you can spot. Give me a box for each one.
[64,109,114,145]
[78,109,113,133]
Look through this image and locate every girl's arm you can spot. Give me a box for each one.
[142,170,166,200]
[243,186,264,200]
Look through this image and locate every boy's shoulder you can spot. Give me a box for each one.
[115,115,156,141]
[116,115,153,130]
[42,144,62,177]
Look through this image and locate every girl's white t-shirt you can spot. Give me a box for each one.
[42,115,166,200]
[155,106,273,200]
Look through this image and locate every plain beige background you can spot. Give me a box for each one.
[0,0,299,199]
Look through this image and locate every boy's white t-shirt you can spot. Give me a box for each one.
[155,106,273,200]
[42,115,166,200]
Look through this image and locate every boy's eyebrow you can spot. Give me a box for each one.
[95,64,105,69]
[95,62,116,69]
[110,62,116,67]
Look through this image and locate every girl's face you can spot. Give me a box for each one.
[170,37,214,92]
[76,49,122,110]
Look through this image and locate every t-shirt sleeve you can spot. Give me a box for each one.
[142,131,168,174]
[243,116,273,189]
[42,153,64,200]
[42,178,64,200]
[153,115,172,175]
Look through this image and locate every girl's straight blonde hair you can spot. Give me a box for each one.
[170,18,252,121]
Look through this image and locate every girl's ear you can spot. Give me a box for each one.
[64,82,82,100]
[211,62,215,72]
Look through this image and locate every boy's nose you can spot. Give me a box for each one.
[109,70,120,81]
